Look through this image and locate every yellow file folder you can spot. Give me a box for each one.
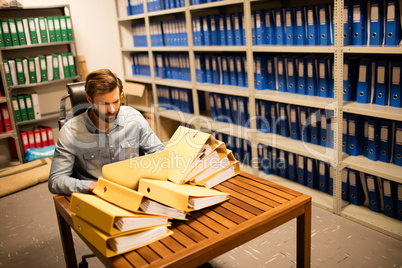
[138,179,229,212]
[164,126,220,184]
[193,150,240,188]
[70,193,168,236]
[183,141,228,182]
[72,214,173,257]
[101,150,169,190]
[93,177,144,213]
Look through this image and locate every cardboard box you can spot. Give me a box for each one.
[143,112,181,142]
[124,82,153,108]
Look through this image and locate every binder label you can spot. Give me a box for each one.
[384,181,391,196]
[392,67,400,84]
[387,4,395,21]
[288,61,294,76]
[353,6,361,22]
[319,8,326,25]
[371,6,379,22]
[367,177,375,191]
[308,9,314,25]
[359,65,366,82]
[276,12,282,27]
[286,11,291,27]
[296,10,302,26]
[377,66,385,83]
[265,13,271,27]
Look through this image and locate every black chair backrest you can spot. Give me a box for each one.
[58,82,90,130]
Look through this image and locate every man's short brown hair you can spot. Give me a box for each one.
[85,69,123,100]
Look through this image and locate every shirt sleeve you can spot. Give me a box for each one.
[48,126,94,195]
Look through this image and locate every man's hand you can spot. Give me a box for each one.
[89,181,97,192]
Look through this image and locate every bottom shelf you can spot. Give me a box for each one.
[241,165,401,240]
[341,205,402,240]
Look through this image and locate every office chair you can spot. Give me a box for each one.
[58,81,90,130]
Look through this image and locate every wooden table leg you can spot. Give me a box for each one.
[296,201,311,268]
[56,210,78,268]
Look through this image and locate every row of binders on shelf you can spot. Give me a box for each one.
[0,16,73,48]
[157,86,194,114]
[68,125,239,256]
[126,0,145,15]
[210,93,250,127]
[343,113,402,166]
[153,53,191,81]
[18,127,55,154]
[0,104,12,133]
[190,0,223,5]
[257,142,402,220]
[148,19,188,47]
[130,53,151,76]
[191,0,401,47]
[196,53,336,97]
[255,100,335,149]
[355,59,402,108]
[3,52,77,86]
[340,168,402,220]
[344,0,401,46]
[147,0,185,12]
[11,94,41,123]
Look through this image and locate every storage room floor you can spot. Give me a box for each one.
[0,181,401,268]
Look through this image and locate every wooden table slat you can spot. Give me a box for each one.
[221,181,285,207]
[147,241,174,261]
[120,250,150,268]
[227,196,265,216]
[198,208,238,229]
[168,227,197,248]
[189,212,228,233]
[184,216,219,238]
[171,222,207,243]
[219,201,257,220]
[231,177,296,202]
[159,236,186,253]
[234,176,299,200]
[135,246,161,264]
[238,171,303,197]
[211,206,247,225]
[214,184,274,211]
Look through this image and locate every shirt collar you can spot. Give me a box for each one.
[84,108,124,134]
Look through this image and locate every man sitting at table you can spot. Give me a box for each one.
[48,69,164,195]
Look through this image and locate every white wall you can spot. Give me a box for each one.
[23,0,124,80]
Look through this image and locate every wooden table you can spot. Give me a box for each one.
[53,171,312,268]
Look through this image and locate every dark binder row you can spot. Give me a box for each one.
[209,94,335,148]
[3,52,77,86]
[150,19,188,47]
[0,16,73,48]
[343,113,402,167]
[157,86,194,114]
[153,53,191,81]
[353,59,402,108]
[256,143,402,221]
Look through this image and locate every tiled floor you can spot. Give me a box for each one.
[0,182,401,268]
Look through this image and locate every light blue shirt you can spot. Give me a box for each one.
[48,106,164,195]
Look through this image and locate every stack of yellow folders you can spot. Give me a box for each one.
[72,125,241,257]
[163,125,240,187]
[70,193,172,257]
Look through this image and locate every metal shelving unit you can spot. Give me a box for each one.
[115,0,402,240]
[0,5,81,164]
